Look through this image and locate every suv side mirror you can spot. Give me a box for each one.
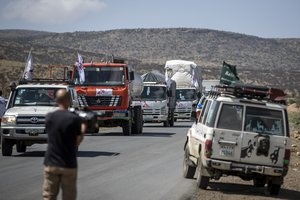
[129,71,135,81]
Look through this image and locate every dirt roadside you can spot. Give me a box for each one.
[191,107,300,200]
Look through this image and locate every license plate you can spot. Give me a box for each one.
[25,129,44,136]
[220,145,234,157]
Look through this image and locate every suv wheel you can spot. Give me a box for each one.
[183,147,196,179]
[253,177,266,187]
[2,138,13,156]
[16,142,27,153]
[196,158,209,189]
[268,181,281,195]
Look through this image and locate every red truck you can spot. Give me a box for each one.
[71,59,143,135]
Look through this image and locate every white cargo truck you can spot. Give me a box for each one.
[165,60,202,120]
[141,71,176,127]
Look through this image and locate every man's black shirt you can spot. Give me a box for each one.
[44,110,81,168]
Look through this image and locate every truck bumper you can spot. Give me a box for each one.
[143,114,167,123]
[174,112,192,119]
[206,159,286,176]
[94,110,130,127]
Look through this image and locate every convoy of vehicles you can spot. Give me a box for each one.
[165,60,202,121]
[1,81,79,156]
[141,71,176,127]
[183,84,290,195]
[0,52,291,196]
[71,59,144,135]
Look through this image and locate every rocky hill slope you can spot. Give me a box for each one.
[0,28,299,96]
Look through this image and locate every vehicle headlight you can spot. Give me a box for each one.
[1,116,16,125]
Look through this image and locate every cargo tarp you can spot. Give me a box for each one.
[142,71,165,83]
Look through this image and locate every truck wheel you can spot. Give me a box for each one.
[16,142,27,153]
[122,120,132,136]
[132,106,143,134]
[268,181,281,195]
[169,114,174,127]
[196,158,209,189]
[183,147,196,179]
[253,177,266,187]
[2,138,13,156]
[163,120,169,127]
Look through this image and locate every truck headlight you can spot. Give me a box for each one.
[1,116,16,125]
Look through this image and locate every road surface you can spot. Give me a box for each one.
[0,121,196,200]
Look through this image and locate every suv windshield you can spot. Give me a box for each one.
[176,89,196,101]
[13,88,59,106]
[141,86,167,101]
[74,66,125,86]
[244,106,284,136]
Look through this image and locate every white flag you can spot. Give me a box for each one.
[76,53,85,84]
[23,50,33,80]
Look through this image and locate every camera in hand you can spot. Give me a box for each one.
[70,108,98,133]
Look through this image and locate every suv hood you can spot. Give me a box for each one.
[5,106,58,116]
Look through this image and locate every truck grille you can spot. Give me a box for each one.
[16,116,46,125]
[78,95,122,107]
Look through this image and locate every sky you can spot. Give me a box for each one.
[0,0,300,38]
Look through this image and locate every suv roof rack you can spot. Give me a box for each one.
[18,78,74,85]
[208,83,286,105]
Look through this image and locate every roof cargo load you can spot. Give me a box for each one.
[142,71,165,83]
[164,60,202,89]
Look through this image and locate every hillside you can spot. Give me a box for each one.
[0,28,299,96]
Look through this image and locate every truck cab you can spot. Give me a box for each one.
[175,87,198,120]
[71,61,143,135]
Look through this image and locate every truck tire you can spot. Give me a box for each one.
[169,112,175,127]
[2,138,13,156]
[132,106,143,134]
[16,141,27,153]
[268,181,281,195]
[183,147,196,179]
[196,158,209,189]
[163,120,169,127]
[122,120,132,136]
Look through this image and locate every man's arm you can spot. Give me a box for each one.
[76,122,87,146]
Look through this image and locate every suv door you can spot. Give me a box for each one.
[211,103,244,162]
[240,105,289,167]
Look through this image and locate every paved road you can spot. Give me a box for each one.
[0,121,196,200]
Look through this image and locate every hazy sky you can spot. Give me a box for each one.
[0,0,299,38]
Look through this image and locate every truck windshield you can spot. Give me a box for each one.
[244,106,284,136]
[176,89,196,101]
[74,66,125,86]
[13,88,59,106]
[141,86,167,101]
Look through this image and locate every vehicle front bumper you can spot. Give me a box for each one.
[143,114,167,123]
[206,159,287,177]
[1,125,47,141]
[174,112,192,119]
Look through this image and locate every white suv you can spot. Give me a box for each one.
[1,82,79,156]
[183,85,291,196]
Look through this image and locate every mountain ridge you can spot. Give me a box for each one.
[0,28,299,96]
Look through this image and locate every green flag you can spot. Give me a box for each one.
[220,61,240,85]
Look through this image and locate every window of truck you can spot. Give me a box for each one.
[176,89,196,101]
[217,104,244,131]
[244,106,284,136]
[13,88,59,107]
[74,66,125,86]
[200,100,212,124]
[141,86,167,101]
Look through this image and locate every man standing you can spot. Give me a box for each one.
[43,89,85,200]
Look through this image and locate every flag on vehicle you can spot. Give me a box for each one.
[76,52,85,84]
[23,49,33,80]
[220,61,240,85]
